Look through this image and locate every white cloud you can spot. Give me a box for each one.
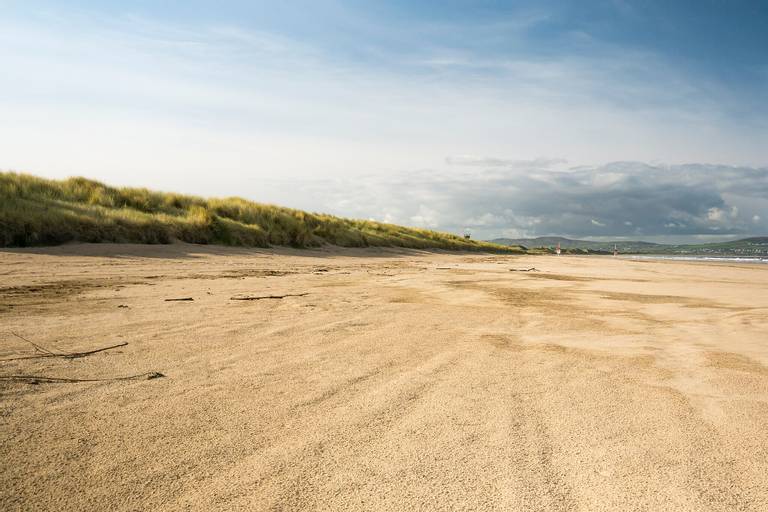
[410,205,440,228]
[446,156,567,168]
[707,207,725,221]
[464,212,507,226]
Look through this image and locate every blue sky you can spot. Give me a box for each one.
[2,1,767,240]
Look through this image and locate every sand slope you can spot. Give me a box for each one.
[1,243,767,511]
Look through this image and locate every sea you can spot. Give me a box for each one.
[623,255,768,265]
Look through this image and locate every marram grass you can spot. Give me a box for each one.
[0,172,524,252]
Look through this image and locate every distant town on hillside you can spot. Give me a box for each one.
[489,236,768,257]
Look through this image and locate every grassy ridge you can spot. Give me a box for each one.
[0,172,522,252]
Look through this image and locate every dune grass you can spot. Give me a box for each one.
[0,172,524,252]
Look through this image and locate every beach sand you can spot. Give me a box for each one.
[1,243,767,511]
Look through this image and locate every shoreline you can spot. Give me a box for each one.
[622,254,768,264]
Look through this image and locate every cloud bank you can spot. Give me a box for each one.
[286,161,768,242]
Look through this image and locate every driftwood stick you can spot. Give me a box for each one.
[164,297,194,301]
[63,342,128,358]
[1,341,128,362]
[0,371,164,384]
[10,332,66,356]
[230,293,309,301]
[1,342,128,362]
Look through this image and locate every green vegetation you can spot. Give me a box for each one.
[0,172,523,252]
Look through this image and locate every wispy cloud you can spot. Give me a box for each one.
[446,156,567,168]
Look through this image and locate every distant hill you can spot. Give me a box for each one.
[0,172,523,252]
[490,236,768,256]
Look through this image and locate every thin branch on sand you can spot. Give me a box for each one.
[1,341,128,362]
[230,293,309,301]
[9,332,65,357]
[0,371,164,384]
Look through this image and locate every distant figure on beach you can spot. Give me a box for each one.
[556,242,561,255]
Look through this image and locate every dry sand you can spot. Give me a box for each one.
[1,243,767,511]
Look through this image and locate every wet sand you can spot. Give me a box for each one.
[1,243,767,511]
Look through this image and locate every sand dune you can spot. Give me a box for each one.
[1,243,767,511]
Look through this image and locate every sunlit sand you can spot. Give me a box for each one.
[2,243,767,510]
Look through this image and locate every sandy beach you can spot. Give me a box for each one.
[1,243,767,511]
